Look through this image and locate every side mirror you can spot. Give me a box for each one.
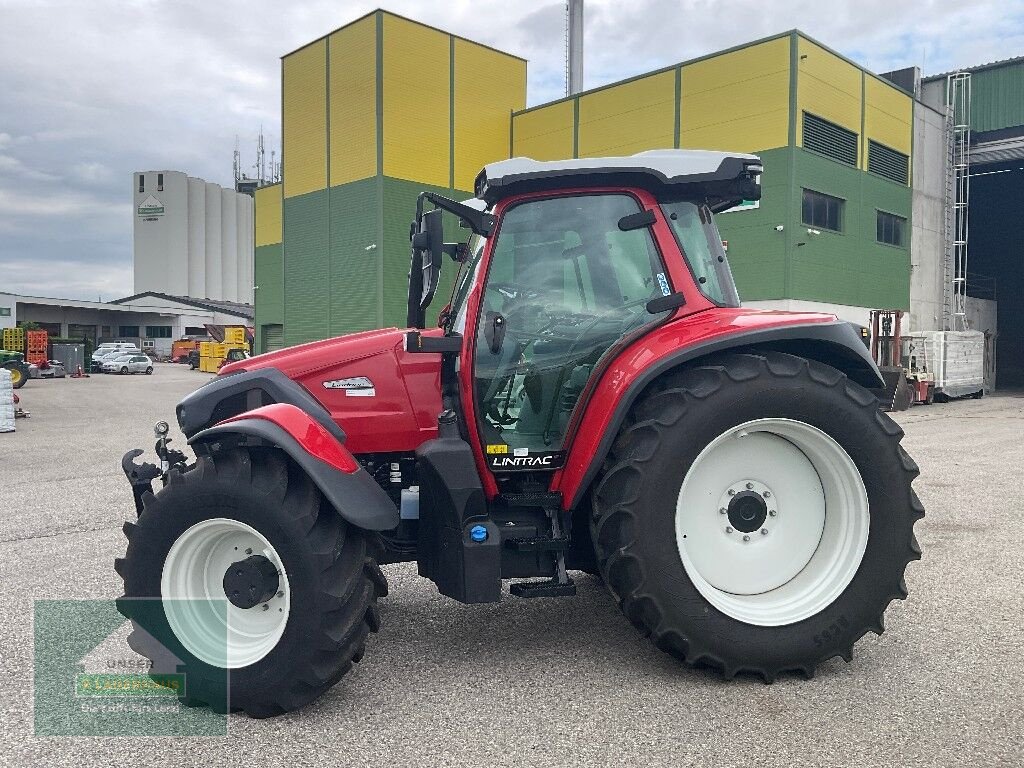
[407,209,443,328]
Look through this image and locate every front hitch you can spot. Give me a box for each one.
[121,449,160,516]
[122,422,190,516]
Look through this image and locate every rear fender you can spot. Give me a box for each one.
[189,403,398,531]
[553,319,885,510]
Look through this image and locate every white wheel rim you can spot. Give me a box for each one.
[161,518,291,668]
[675,418,869,627]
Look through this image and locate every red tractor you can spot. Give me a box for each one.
[117,151,923,717]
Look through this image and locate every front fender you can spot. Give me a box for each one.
[189,404,398,531]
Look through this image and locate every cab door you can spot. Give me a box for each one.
[470,193,672,473]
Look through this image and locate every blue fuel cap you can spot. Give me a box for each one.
[469,525,488,542]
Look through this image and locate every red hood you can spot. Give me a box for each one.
[220,327,407,378]
[219,327,442,454]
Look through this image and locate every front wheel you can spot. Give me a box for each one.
[115,448,387,717]
[120,366,128,375]
[145,366,153,375]
[591,352,923,680]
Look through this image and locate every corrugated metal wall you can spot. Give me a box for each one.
[967,60,1024,134]
[253,184,283,353]
[268,10,526,346]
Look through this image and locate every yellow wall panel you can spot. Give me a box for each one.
[796,37,861,146]
[382,14,449,187]
[865,75,912,158]
[577,70,675,157]
[512,101,575,161]
[254,184,282,246]
[680,37,789,152]
[283,40,327,198]
[454,39,526,191]
[329,15,377,186]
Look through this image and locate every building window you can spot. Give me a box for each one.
[138,174,144,193]
[0,307,10,317]
[145,325,172,338]
[877,210,907,247]
[802,113,859,167]
[802,189,844,232]
[157,173,164,191]
[868,141,910,185]
[184,326,207,336]
[118,326,139,338]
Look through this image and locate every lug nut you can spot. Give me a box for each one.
[262,604,269,611]
[743,535,750,542]
[763,490,771,498]
[745,482,753,490]
[719,507,727,514]
[277,591,284,598]
[728,489,736,496]
[725,526,733,534]
[761,528,768,535]
[245,548,253,555]
[769,510,777,517]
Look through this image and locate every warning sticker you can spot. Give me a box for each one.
[485,444,509,455]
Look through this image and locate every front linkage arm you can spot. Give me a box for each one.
[121,422,189,516]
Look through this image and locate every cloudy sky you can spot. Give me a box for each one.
[1,0,1022,301]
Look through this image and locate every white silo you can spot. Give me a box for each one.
[204,181,223,300]
[187,177,207,299]
[220,188,239,302]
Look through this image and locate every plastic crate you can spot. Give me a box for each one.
[223,327,246,345]
[26,330,48,365]
[2,328,24,352]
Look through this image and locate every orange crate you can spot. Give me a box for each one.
[26,330,48,365]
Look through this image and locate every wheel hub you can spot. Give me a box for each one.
[222,554,280,609]
[727,490,768,533]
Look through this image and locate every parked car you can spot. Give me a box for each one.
[92,346,142,371]
[103,354,153,375]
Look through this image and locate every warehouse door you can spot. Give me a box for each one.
[262,324,284,353]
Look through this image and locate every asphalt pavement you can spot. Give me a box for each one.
[1,364,1021,767]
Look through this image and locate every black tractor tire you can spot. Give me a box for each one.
[115,447,387,717]
[590,352,923,681]
[3,361,28,389]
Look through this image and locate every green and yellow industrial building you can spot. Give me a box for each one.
[254,9,976,374]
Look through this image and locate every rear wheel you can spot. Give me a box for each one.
[3,361,28,389]
[591,352,923,680]
[115,448,387,717]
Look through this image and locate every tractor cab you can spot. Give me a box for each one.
[407,151,758,473]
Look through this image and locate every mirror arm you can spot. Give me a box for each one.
[420,192,495,236]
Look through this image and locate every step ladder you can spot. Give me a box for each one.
[497,491,576,598]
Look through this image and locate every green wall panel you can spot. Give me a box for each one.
[380,175,471,330]
[254,243,283,351]
[787,148,911,309]
[283,189,330,345]
[329,177,381,335]
[715,147,790,301]
[967,61,1024,134]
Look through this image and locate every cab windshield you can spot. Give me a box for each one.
[659,201,740,307]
